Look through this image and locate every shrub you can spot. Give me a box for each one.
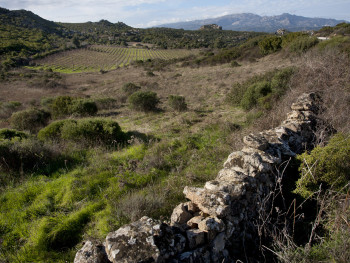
[49,96,98,118]
[0,138,56,174]
[0,128,28,140]
[288,36,319,54]
[122,83,141,96]
[231,61,241,67]
[226,67,295,110]
[146,71,155,77]
[240,81,272,110]
[94,97,118,110]
[128,91,159,112]
[0,101,22,119]
[38,118,125,147]
[50,96,73,118]
[225,83,246,106]
[168,95,187,111]
[10,108,51,133]
[69,99,98,117]
[295,133,350,198]
[259,36,282,55]
[37,119,76,141]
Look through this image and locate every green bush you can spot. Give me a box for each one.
[50,96,73,118]
[226,67,295,110]
[288,36,319,54]
[225,83,246,106]
[94,97,118,110]
[37,119,76,141]
[318,36,350,55]
[38,118,125,147]
[69,99,98,117]
[0,128,28,140]
[122,83,141,96]
[240,81,272,110]
[295,133,350,198]
[10,108,51,133]
[128,91,159,112]
[259,36,282,55]
[0,138,56,174]
[0,101,22,118]
[168,95,187,111]
[49,96,98,118]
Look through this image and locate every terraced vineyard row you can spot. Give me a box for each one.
[32,45,195,73]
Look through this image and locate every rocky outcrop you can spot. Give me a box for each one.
[199,24,222,30]
[74,240,109,263]
[76,93,320,262]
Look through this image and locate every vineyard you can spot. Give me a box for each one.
[30,45,196,73]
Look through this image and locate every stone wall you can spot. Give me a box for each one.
[74,93,320,263]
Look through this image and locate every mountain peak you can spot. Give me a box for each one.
[157,13,347,32]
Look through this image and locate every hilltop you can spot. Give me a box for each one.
[158,13,347,32]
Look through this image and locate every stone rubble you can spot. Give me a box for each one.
[75,93,320,262]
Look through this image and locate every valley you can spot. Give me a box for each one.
[0,7,350,263]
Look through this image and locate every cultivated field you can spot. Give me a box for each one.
[31,45,196,73]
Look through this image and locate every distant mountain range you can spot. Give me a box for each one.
[157,13,347,32]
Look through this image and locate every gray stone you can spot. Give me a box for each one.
[183,186,231,218]
[187,216,204,228]
[74,240,110,263]
[198,217,225,240]
[243,133,269,150]
[186,229,206,249]
[170,203,193,225]
[105,217,185,263]
[211,232,226,253]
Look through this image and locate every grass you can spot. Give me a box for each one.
[3,36,349,262]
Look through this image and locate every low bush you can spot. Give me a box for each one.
[240,81,272,110]
[0,128,28,140]
[259,36,282,55]
[37,119,75,141]
[38,118,125,147]
[50,96,73,118]
[287,35,319,54]
[10,108,51,133]
[0,101,22,119]
[295,133,350,198]
[49,96,98,119]
[69,99,98,117]
[128,91,159,112]
[168,95,187,111]
[94,97,118,110]
[0,138,57,174]
[226,67,295,111]
[122,83,141,96]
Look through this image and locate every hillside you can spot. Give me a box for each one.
[0,8,350,262]
[158,13,347,32]
[0,7,264,71]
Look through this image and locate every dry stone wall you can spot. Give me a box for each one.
[74,93,320,263]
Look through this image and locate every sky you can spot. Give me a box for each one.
[1,0,349,28]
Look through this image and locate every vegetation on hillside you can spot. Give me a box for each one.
[0,15,350,262]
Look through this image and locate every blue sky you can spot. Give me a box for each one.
[1,0,349,27]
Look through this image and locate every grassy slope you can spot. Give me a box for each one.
[1,30,350,262]
[0,50,295,262]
